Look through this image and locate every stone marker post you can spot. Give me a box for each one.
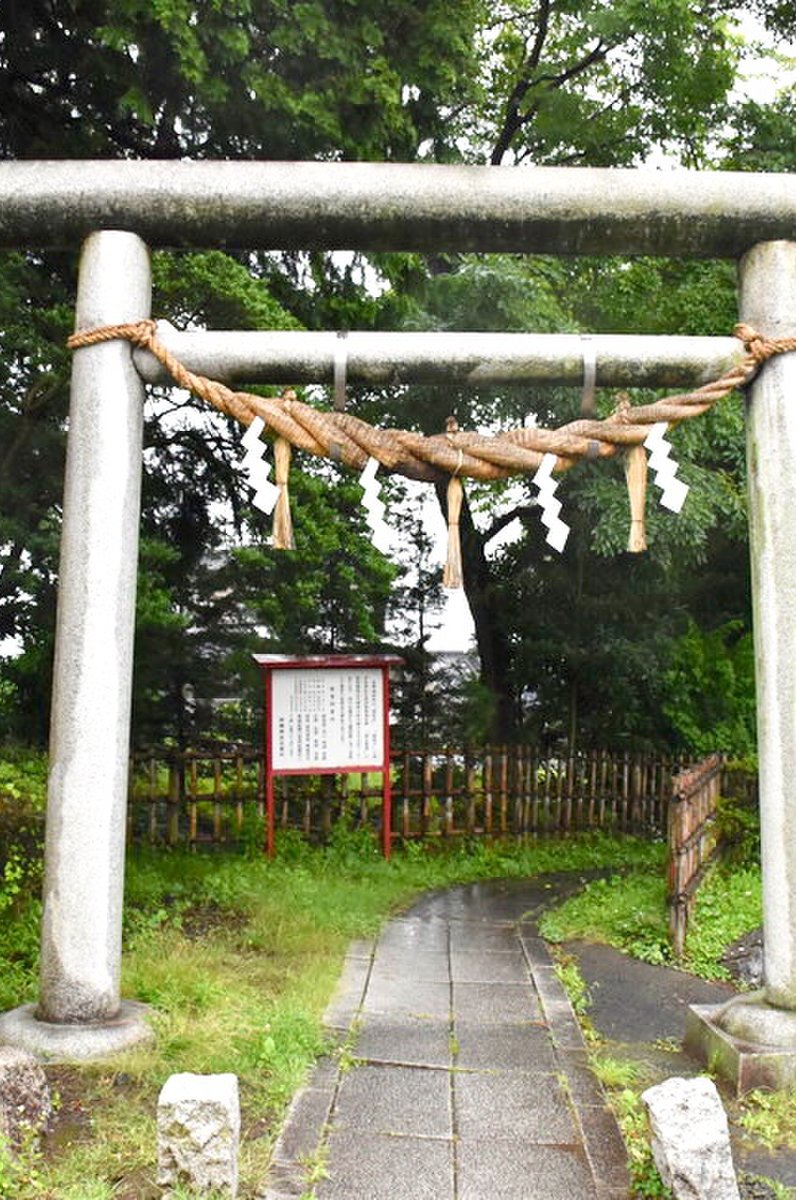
[0,230,153,1058]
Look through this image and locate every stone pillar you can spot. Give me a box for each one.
[685,242,796,1088]
[740,240,796,1011]
[0,231,153,1059]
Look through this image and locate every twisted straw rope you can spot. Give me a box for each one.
[67,320,796,484]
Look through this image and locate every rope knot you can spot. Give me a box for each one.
[734,323,772,364]
[66,318,157,352]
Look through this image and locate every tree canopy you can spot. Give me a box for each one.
[0,0,788,753]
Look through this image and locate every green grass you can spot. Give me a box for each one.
[538,849,762,981]
[0,828,658,1198]
[538,856,672,965]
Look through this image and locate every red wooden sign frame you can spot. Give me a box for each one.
[253,654,403,859]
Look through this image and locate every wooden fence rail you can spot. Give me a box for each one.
[667,753,724,959]
[127,745,693,849]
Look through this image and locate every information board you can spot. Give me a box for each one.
[271,667,384,771]
[253,653,402,859]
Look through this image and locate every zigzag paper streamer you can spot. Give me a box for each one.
[532,454,569,552]
[643,422,689,513]
[359,457,391,553]
[238,416,280,515]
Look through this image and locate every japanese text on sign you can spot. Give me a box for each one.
[271,668,384,770]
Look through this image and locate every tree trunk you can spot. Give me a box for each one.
[435,482,516,741]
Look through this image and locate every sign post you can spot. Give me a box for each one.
[253,654,402,858]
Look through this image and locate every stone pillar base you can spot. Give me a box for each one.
[685,998,796,1094]
[0,1001,153,1062]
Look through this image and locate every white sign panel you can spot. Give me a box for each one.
[270,668,384,770]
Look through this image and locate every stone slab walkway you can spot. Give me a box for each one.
[263,877,629,1200]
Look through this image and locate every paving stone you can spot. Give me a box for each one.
[520,933,556,967]
[271,1086,334,1167]
[316,1131,454,1200]
[453,1023,556,1072]
[377,917,449,952]
[335,956,371,998]
[323,956,373,1028]
[450,949,530,984]
[369,948,449,983]
[448,922,521,952]
[452,982,544,1025]
[362,977,450,1021]
[261,1159,308,1197]
[556,1054,611,1109]
[578,1104,632,1192]
[456,1139,595,1199]
[354,1018,452,1068]
[548,1014,588,1050]
[332,1064,452,1139]
[453,1071,577,1143]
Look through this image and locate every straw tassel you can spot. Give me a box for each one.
[273,436,295,550]
[444,476,464,589]
[624,443,648,552]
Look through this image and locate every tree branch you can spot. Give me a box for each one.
[490,0,552,165]
[483,504,538,544]
[532,40,612,91]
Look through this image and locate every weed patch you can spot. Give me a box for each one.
[736,1089,796,1150]
[539,863,672,965]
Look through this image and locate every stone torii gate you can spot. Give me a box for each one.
[0,162,794,1083]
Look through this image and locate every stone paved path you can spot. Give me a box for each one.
[264,877,629,1200]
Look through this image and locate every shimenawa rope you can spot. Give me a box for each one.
[66,321,796,583]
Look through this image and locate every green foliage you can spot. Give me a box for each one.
[683,861,761,980]
[0,748,46,1009]
[539,839,762,982]
[552,950,593,1018]
[737,1089,796,1150]
[0,1131,43,1200]
[539,868,672,965]
[661,620,756,756]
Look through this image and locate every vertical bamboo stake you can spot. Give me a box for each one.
[167,757,180,846]
[213,757,223,843]
[148,756,158,843]
[499,747,509,833]
[564,752,574,832]
[466,753,476,835]
[421,753,432,836]
[624,443,648,552]
[556,755,565,832]
[188,757,198,847]
[235,755,244,836]
[513,746,523,834]
[588,750,597,828]
[543,754,553,833]
[444,750,454,836]
[484,749,493,834]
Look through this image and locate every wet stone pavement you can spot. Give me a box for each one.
[263,877,629,1200]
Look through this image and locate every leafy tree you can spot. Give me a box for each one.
[661,619,756,756]
[0,0,783,753]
